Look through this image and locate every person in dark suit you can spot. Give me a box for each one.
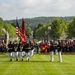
[16,42,23,61]
[57,41,62,62]
[22,43,31,61]
[29,41,34,57]
[50,40,55,62]
[8,41,14,61]
[0,40,3,53]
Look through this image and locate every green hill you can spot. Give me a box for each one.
[5,16,75,30]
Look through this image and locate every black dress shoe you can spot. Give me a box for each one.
[21,59,23,61]
[10,59,12,61]
[26,59,29,61]
[15,59,18,61]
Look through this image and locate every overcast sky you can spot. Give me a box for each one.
[0,0,75,20]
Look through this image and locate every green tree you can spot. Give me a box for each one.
[50,18,67,39]
[0,18,5,36]
[0,25,4,37]
[0,18,3,25]
[35,24,47,38]
[26,27,32,38]
[34,23,45,37]
[11,22,16,27]
[68,18,75,37]
[3,23,16,37]
[34,23,44,37]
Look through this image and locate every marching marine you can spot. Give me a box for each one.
[8,41,14,61]
[22,43,31,61]
[16,42,23,61]
[29,41,34,57]
[50,40,55,62]
[57,41,62,62]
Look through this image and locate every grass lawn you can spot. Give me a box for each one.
[0,53,75,75]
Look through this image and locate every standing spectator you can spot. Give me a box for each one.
[73,40,75,52]
[45,42,50,53]
[69,39,73,53]
[2,40,7,53]
[0,40,3,53]
[34,43,39,54]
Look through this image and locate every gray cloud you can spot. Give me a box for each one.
[0,0,75,20]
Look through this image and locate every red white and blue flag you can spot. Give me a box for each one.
[16,18,27,44]
[16,19,21,37]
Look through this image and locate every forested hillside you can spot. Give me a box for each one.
[0,16,75,39]
[5,16,75,30]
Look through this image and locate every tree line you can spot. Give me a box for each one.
[0,17,75,40]
[34,17,75,39]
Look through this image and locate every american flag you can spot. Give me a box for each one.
[16,19,21,37]
[16,18,27,44]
